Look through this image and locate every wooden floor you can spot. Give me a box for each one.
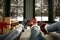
[19,26,60,40]
[19,27,31,40]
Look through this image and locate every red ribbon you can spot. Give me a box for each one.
[0,17,10,34]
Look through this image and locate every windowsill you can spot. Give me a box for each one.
[35,16,60,21]
[11,16,23,21]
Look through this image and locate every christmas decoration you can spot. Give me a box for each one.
[0,17,10,34]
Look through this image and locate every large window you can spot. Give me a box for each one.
[0,0,4,17]
[35,0,60,21]
[35,0,48,21]
[11,0,24,21]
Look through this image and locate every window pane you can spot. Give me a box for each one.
[0,0,4,17]
[35,0,48,21]
[11,0,24,21]
[54,0,60,21]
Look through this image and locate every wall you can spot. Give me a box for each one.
[25,0,33,20]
